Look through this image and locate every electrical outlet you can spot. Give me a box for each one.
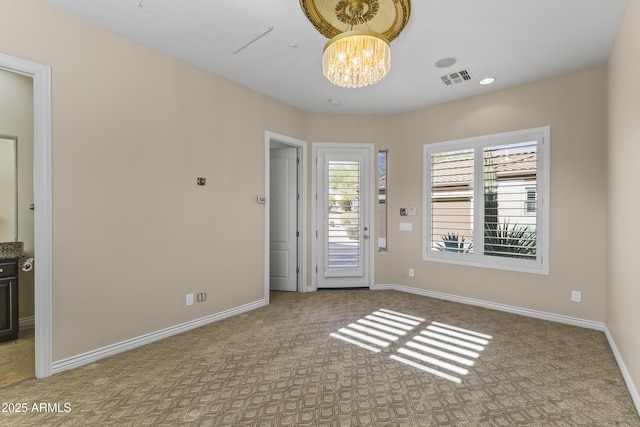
[197,292,207,302]
[408,268,415,277]
[186,293,194,306]
[571,290,581,302]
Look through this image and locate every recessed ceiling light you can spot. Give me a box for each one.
[328,99,340,106]
[289,42,298,48]
[435,57,457,68]
[479,77,496,85]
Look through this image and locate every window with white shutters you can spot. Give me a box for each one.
[424,127,549,274]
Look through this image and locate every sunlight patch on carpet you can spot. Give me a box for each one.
[394,321,493,383]
[330,308,424,352]
[330,312,492,383]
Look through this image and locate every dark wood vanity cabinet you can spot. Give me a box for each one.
[0,258,19,343]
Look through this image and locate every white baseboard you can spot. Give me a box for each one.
[374,284,605,330]
[19,316,35,329]
[51,299,267,375]
[375,284,639,416]
[604,326,640,417]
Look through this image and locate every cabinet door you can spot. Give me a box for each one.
[0,260,18,342]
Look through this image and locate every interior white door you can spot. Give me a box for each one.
[269,146,298,291]
[315,144,373,288]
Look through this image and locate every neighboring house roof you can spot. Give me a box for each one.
[431,152,536,185]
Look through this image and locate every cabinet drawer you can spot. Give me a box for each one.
[0,261,17,278]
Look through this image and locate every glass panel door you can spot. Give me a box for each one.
[315,144,373,288]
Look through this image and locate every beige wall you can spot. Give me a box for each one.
[384,65,608,321]
[0,69,35,319]
[307,66,608,322]
[607,0,640,407]
[0,0,306,360]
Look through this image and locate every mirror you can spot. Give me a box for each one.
[0,135,18,242]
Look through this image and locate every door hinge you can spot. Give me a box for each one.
[297,267,300,273]
[296,231,300,237]
[297,157,300,164]
[316,266,318,273]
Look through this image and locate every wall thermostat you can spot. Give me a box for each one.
[400,208,408,216]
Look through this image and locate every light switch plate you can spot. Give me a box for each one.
[399,223,412,231]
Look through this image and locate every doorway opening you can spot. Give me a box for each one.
[264,132,307,300]
[0,53,53,379]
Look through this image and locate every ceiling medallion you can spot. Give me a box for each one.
[300,0,411,88]
[335,0,379,26]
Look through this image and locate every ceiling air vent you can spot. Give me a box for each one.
[440,69,473,86]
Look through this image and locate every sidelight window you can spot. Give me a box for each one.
[378,150,388,251]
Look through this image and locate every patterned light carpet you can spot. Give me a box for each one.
[1,290,638,426]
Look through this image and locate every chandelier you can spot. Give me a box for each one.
[300,0,411,88]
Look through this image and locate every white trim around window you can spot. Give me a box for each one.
[423,126,550,275]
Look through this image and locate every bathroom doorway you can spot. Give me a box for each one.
[0,69,35,386]
[0,52,53,380]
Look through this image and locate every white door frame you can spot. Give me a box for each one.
[0,53,53,378]
[264,131,308,302]
[311,142,375,290]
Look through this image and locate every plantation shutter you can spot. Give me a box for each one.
[327,160,361,270]
[482,141,538,261]
[427,148,475,255]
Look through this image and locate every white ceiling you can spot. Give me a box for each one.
[39,0,627,115]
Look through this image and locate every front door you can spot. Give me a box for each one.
[314,143,374,288]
